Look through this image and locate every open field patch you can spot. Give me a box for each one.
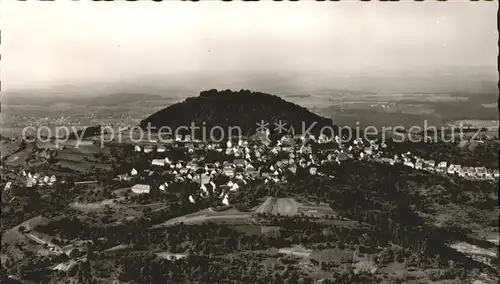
[253,197,336,218]
[151,208,253,228]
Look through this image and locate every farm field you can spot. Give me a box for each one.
[151,208,253,228]
[253,197,336,218]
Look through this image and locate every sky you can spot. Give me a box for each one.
[1,1,497,91]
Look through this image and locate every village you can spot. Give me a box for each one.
[103,130,499,208]
[6,130,498,203]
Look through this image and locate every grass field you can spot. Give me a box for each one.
[254,197,299,216]
[253,197,336,217]
[151,208,253,228]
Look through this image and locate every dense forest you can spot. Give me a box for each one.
[140,89,337,137]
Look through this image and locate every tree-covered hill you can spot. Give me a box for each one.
[140,89,337,137]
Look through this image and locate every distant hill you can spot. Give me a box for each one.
[89,93,164,106]
[140,89,337,137]
[2,93,165,106]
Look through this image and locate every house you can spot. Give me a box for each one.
[192,174,208,185]
[179,168,189,174]
[475,167,487,177]
[134,145,142,152]
[261,171,271,178]
[288,166,297,175]
[186,162,198,170]
[415,161,423,170]
[152,159,166,166]
[144,146,154,153]
[4,181,12,191]
[447,165,456,174]
[49,175,57,184]
[338,152,348,161]
[403,161,415,168]
[164,157,172,164]
[437,161,447,169]
[157,145,166,153]
[234,159,246,168]
[158,182,168,191]
[230,182,239,192]
[493,170,499,178]
[131,184,150,194]
[131,168,138,176]
[245,163,255,171]
[466,167,476,177]
[189,195,196,204]
[276,161,284,168]
[200,184,209,196]
[427,160,436,168]
[309,167,317,175]
[26,177,34,187]
[223,167,234,176]
[115,173,130,182]
[222,194,230,206]
[43,176,50,183]
[299,145,312,154]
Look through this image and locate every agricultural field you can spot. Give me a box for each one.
[253,197,336,218]
[151,208,253,228]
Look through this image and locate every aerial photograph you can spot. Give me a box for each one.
[0,1,498,284]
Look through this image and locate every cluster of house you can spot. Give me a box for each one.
[119,133,336,205]
[116,132,498,206]
[21,170,57,187]
[371,152,500,181]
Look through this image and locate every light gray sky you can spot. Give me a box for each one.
[1,1,497,90]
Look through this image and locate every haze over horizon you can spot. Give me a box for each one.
[1,1,498,94]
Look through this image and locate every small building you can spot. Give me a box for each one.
[26,177,34,187]
[309,167,318,175]
[157,145,166,153]
[117,174,131,181]
[144,146,154,153]
[159,182,169,191]
[475,167,487,177]
[222,194,230,206]
[134,145,142,152]
[438,161,447,169]
[364,147,373,155]
[131,184,150,194]
[427,160,436,168]
[230,182,239,192]
[189,195,196,204]
[234,159,246,168]
[131,168,138,176]
[493,169,499,178]
[152,159,166,166]
[4,181,12,191]
[223,167,234,177]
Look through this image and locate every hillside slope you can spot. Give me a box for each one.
[140,89,336,136]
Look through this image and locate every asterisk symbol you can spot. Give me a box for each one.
[256,120,269,133]
[274,120,287,134]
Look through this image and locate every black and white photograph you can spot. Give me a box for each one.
[0,1,498,283]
